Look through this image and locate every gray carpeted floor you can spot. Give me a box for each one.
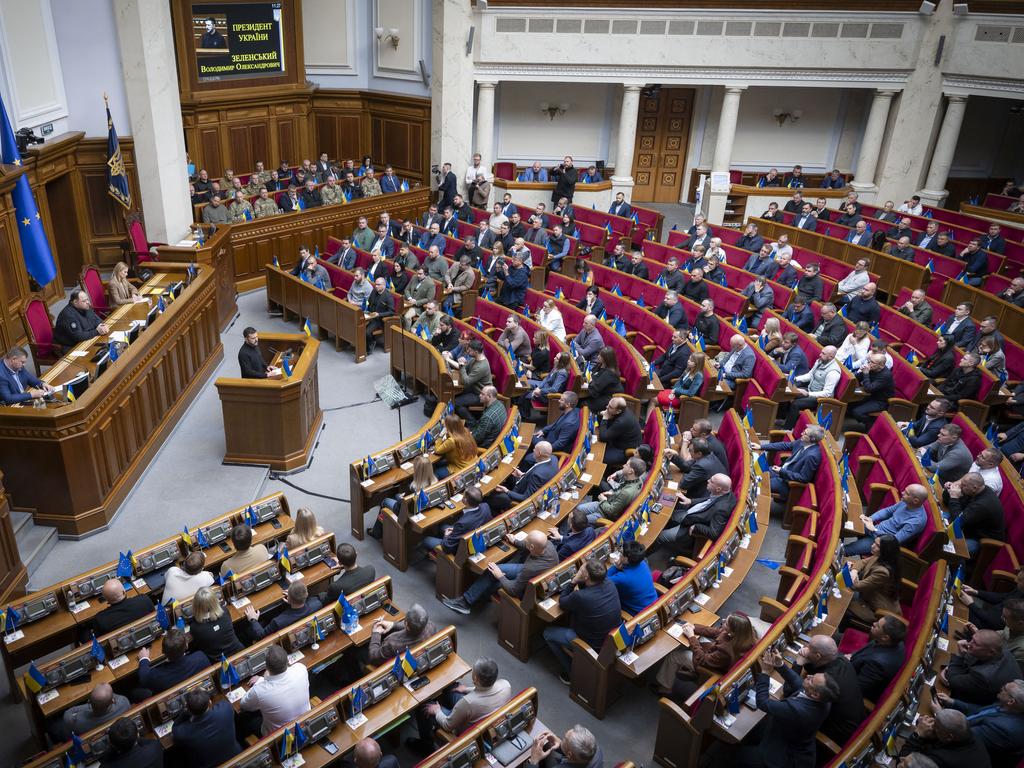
[2,284,788,767]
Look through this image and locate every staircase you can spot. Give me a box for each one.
[12,511,57,587]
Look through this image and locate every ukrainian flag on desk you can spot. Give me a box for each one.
[278,546,292,574]
[0,93,57,286]
[220,653,241,688]
[468,531,486,557]
[24,660,47,694]
[399,648,418,678]
[611,620,635,652]
[1,605,19,634]
[303,318,313,338]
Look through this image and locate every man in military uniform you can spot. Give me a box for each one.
[246,162,271,194]
[202,194,230,225]
[54,290,109,348]
[220,168,236,190]
[228,190,254,222]
[253,187,281,219]
[320,176,344,206]
[361,167,383,197]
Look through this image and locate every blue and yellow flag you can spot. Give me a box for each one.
[24,660,47,693]
[839,562,855,589]
[279,726,296,757]
[278,546,292,574]
[303,318,313,338]
[753,452,770,477]
[400,179,410,192]
[105,99,131,210]
[282,355,293,378]
[220,653,241,688]
[334,594,358,625]
[0,94,57,286]
[1,605,19,634]
[181,525,193,547]
[741,407,755,430]
[468,531,486,556]
[401,648,418,677]
[311,615,325,641]
[611,621,634,652]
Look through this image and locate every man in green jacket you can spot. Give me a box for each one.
[576,457,645,525]
[402,267,437,329]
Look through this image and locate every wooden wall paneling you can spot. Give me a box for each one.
[364,92,431,184]
[73,137,141,269]
[0,473,28,604]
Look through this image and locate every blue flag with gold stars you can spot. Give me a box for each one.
[105,101,132,210]
[0,94,56,286]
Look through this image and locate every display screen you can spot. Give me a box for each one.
[192,3,285,81]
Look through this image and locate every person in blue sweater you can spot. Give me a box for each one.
[549,509,597,561]
[608,541,658,615]
[844,484,929,556]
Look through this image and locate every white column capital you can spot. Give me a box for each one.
[944,94,970,104]
[724,85,748,94]
[476,80,499,90]
[621,83,645,92]
[874,89,898,99]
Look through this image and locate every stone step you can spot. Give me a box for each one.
[14,519,58,581]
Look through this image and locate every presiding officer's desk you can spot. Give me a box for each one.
[216,333,323,471]
[0,263,224,536]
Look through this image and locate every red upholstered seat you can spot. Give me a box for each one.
[493,162,516,181]
[124,212,166,266]
[80,266,111,318]
[22,295,60,372]
[729,170,743,184]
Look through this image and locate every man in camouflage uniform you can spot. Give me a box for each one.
[220,168,236,190]
[253,187,281,219]
[320,176,344,206]
[361,167,383,197]
[246,161,271,194]
[228,190,254,222]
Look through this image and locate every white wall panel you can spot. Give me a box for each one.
[304,0,356,75]
[0,0,68,132]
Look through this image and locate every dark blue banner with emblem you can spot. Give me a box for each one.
[106,101,132,210]
[0,95,57,287]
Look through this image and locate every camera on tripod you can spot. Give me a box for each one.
[15,128,43,154]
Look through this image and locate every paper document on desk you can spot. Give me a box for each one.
[69,350,89,358]
[109,331,129,343]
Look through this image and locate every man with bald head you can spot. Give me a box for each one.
[781,345,842,429]
[91,579,154,637]
[718,334,755,388]
[443,529,557,615]
[791,635,864,744]
[62,682,130,739]
[938,679,1024,764]
[898,708,991,766]
[485,441,558,513]
[469,385,506,447]
[598,396,642,469]
[941,629,1021,706]
[850,352,894,428]
[656,473,736,557]
[573,314,604,365]
[845,484,929,556]
[947,472,1006,558]
[344,737,399,768]
[899,288,933,326]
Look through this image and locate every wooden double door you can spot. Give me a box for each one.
[630,87,694,204]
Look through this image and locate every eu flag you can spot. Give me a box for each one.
[0,94,57,286]
[105,100,132,210]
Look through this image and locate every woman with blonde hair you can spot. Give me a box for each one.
[286,507,326,549]
[371,454,437,538]
[524,329,551,379]
[836,321,873,369]
[758,316,783,353]
[433,414,478,478]
[188,586,244,662]
[538,298,566,342]
[108,261,146,306]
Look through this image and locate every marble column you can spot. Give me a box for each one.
[474,81,498,172]
[112,0,192,243]
[432,0,475,196]
[918,94,969,206]
[850,90,897,197]
[707,85,745,225]
[610,84,644,195]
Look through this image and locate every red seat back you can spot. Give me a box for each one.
[493,162,516,181]
[80,267,110,316]
[25,297,56,355]
[127,218,154,263]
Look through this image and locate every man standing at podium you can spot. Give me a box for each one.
[238,327,280,379]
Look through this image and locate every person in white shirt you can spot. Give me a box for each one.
[488,202,509,234]
[836,323,872,369]
[968,447,1004,495]
[413,657,513,750]
[465,153,489,186]
[240,645,310,736]
[538,298,566,342]
[769,234,794,261]
[898,195,923,216]
[835,258,871,304]
[706,238,728,264]
[162,552,214,604]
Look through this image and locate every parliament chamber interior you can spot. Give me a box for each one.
[1,0,1024,766]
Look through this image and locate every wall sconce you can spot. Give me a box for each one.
[374,27,400,49]
[540,102,569,120]
[772,108,803,127]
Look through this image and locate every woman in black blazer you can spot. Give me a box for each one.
[576,285,605,319]
[919,334,956,380]
[587,346,622,414]
[188,587,244,663]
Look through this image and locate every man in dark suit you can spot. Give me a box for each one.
[760,425,825,498]
[0,346,54,404]
[684,224,712,252]
[792,635,865,745]
[598,398,642,468]
[656,474,735,557]
[609,192,631,219]
[652,330,690,387]
[91,580,153,637]
[367,224,395,259]
[887,216,915,241]
[940,679,1024,767]
[736,222,765,252]
[654,291,689,332]
[423,487,492,553]
[942,303,979,349]
[436,162,458,211]
[793,203,817,231]
[341,737,400,768]
[54,289,108,348]
[743,244,775,278]
[812,302,846,347]
[719,335,756,388]
[941,629,1021,705]
[898,398,951,449]
[947,473,1006,557]
[915,221,941,249]
[898,709,993,767]
[244,580,322,641]
[623,250,649,281]
[982,224,1007,255]
[768,252,800,286]
[486,441,559,514]
[733,648,837,768]
[420,204,443,230]
[938,353,982,406]
[172,688,241,767]
[783,297,815,333]
[850,616,906,702]
[524,394,581,465]
[101,717,163,768]
[931,232,957,258]
[773,333,809,377]
[300,178,323,208]
[327,237,357,269]
[850,353,895,428]
[327,543,376,599]
[136,627,208,695]
[677,438,727,499]
[783,191,804,214]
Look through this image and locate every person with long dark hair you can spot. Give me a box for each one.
[586,346,621,415]
[920,334,956,380]
[844,534,902,630]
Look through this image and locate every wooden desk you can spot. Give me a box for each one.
[216,333,323,471]
[0,263,224,535]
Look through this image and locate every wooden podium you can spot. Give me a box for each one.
[215,333,322,471]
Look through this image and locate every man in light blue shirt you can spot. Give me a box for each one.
[844,484,929,556]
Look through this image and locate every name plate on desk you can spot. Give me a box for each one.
[400,462,414,471]
[539,597,557,611]
[693,593,711,606]
[154,721,173,738]
[619,650,639,665]
[667,481,678,491]
[37,689,59,705]
[714,713,737,728]
[4,630,24,645]
[230,597,251,610]
[108,655,130,670]
[132,579,147,590]
[410,513,425,523]
[282,755,306,768]
[288,651,305,665]
[502,455,515,464]
[580,473,592,483]
[450,493,463,503]
[666,623,684,639]
[740,535,751,549]
[227,687,245,703]
[69,601,91,614]
[587,453,595,462]
[286,572,305,583]
[844,520,855,530]
[346,712,369,730]
[481,475,493,484]
[937,637,948,651]
[470,553,486,563]
[360,479,375,488]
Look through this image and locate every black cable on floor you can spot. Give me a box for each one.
[269,474,349,503]
[321,398,380,413]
